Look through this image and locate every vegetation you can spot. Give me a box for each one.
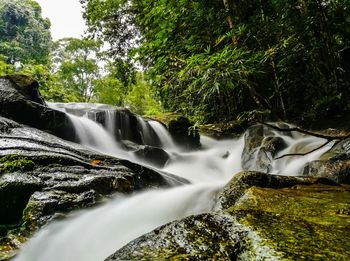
[81,0,350,123]
[0,0,349,122]
[0,155,35,173]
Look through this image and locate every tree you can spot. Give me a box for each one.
[53,38,102,102]
[0,0,52,65]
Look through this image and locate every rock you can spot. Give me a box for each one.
[302,138,350,184]
[121,140,169,168]
[241,124,287,172]
[168,116,200,150]
[6,75,46,106]
[105,213,253,261]
[22,190,98,232]
[0,77,76,141]
[134,146,169,168]
[0,174,43,228]
[224,183,350,259]
[216,171,334,210]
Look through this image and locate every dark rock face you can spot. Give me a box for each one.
[168,116,200,149]
[0,77,76,142]
[241,124,287,172]
[106,172,350,260]
[302,138,350,184]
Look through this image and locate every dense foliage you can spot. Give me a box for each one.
[0,0,52,65]
[0,0,160,115]
[82,0,350,123]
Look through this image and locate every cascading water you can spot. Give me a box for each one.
[14,103,333,261]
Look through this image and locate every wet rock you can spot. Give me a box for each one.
[22,190,98,231]
[302,138,350,184]
[121,140,169,168]
[241,124,287,172]
[168,116,200,150]
[0,173,43,227]
[134,146,169,168]
[105,213,253,261]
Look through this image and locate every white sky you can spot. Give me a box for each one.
[35,0,87,40]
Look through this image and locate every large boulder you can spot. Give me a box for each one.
[302,138,350,184]
[0,76,75,141]
[105,213,253,261]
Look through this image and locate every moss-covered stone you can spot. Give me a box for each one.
[0,155,35,174]
[224,184,350,260]
[105,213,253,261]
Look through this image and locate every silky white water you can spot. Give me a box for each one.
[15,104,333,261]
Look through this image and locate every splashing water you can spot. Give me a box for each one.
[14,103,333,261]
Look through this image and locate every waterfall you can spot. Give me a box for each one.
[148,120,176,149]
[15,103,333,261]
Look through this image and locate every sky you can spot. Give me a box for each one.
[35,0,87,40]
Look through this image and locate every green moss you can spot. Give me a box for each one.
[0,155,35,174]
[226,185,350,259]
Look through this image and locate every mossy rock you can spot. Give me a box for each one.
[225,184,350,259]
[0,155,35,174]
[105,213,254,261]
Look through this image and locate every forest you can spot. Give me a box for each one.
[1,0,349,125]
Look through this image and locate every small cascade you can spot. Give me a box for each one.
[148,120,176,149]
[105,110,116,136]
[67,114,126,158]
[48,102,164,147]
[136,117,159,146]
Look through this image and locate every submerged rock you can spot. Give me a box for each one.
[302,138,350,184]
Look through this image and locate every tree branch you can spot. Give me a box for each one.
[257,122,350,160]
[274,139,333,160]
[258,121,350,140]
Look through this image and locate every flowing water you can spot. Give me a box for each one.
[15,103,333,261]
